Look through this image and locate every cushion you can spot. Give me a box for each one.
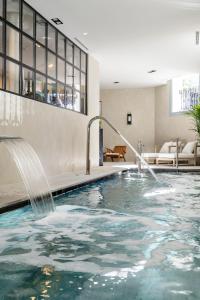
[158,153,176,159]
[159,142,172,153]
[178,153,195,159]
[182,141,197,154]
[169,141,183,153]
[142,153,159,159]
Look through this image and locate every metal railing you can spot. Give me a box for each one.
[86,116,158,181]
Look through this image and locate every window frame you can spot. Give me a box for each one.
[0,0,88,115]
[170,74,200,116]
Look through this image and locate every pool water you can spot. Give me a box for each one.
[0,171,200,299]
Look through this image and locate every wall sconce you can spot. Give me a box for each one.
[127,113,132,125]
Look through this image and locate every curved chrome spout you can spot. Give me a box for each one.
[86,116,158,181]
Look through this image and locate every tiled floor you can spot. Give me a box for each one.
[1,162,200,211]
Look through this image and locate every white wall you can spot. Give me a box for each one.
[101,88,155,162]
[101,83,196,162]
[0,55,100,185]
[155,83,196,146]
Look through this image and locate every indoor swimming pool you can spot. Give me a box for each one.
[0,171,200,299]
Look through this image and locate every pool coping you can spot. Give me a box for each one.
[0,169,127,214]
[1,164,200,214]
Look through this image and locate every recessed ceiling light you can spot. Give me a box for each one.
[51,18,63,25]
[83,32,88,36]
[113,81,120,84]
[148,70,157,74]
[48,64,54,68]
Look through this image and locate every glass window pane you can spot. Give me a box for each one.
[36,15,47,45]
[7,0,19,27]
[0,57,3,89]
[6,60,19,93]
[36,73,46,102]
[171,74,200,113]
[81,52,86,72]
[58,33,65,58]
[66,63,73,86]
[74,46,80,68]
[23,3,34,37]
[66,87,73,109]
[0,21,3,53]
[80,93,86,114]
[22,68,34,98]
[81,72,86,94]
[0,0,3,17]
[57,83,65,107]
[6,25,19,60]
[48,25,56,52]
[66,40,73,63]
[48,52,56,78]
[73,90,80,112]
[74,68,80,91]
[47,79,56,105]
[57,58,65,83]
[36,44,46,73]
[22,36,34,67]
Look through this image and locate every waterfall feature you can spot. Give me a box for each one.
[0,137,55,216]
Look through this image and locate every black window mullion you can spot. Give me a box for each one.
[55,29,57,103]
[1,0,87,114]
[19,0,22,94]
[2,0,5,19]
[85,53,88,115]
[33,10,36,99]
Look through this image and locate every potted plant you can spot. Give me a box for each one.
[186,104,200,140]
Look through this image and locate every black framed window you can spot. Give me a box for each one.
[0,56,3,89]
[0,0,87,115]
[66,41,73,64]
[48,51,56,78]
[22,67,34,98]
[81,52,86,72]
[74,46,80,68]
[66,63,73,87]
[73,90,80,112]
[0,21,3,53]
[7,0,20,28]
[36,72,46,102]
[0,0,3,17]
[6,25,19,60]
[36,14,47,46]
[58,32,65,58]
[48,25,56,52]
[57,83,65,107]
[6,60,19,93]
[22,35,34,67]
[74,68,80,91]
[66,86,73,110]
[47,79,56,105]
[57,58,65,83]
[22,3,34,37]
[81,73,86,94]
[36,43,46,73]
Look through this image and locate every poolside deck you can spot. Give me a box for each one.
[1,162,200,212]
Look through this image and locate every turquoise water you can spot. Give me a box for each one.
[0,171,200,299]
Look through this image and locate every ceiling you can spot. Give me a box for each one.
[27,0,200,89]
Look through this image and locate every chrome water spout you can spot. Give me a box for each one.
[86,116,158,181]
